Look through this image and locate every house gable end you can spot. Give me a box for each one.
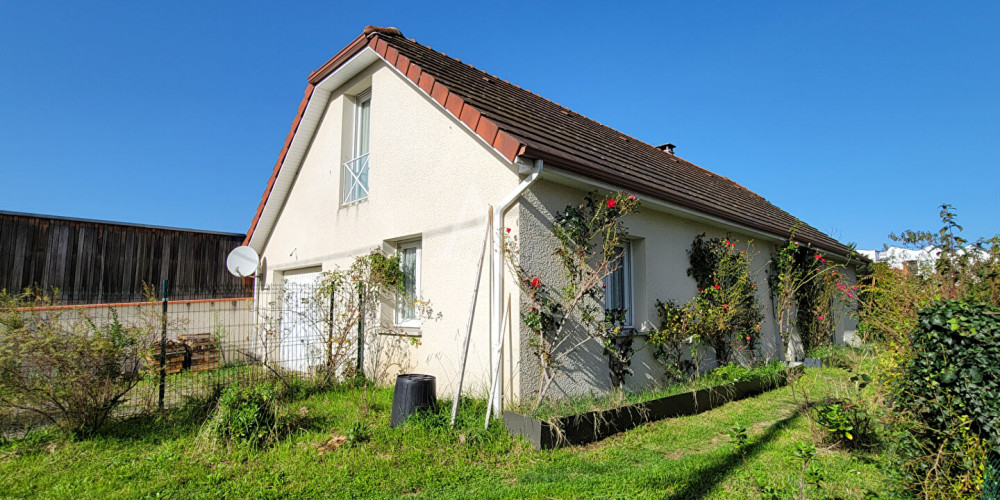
[245,28,525,249]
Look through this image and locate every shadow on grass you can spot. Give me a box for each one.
[664,411,802,500]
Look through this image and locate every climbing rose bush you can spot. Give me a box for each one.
[684,235,765,366]
[506,191,639,412]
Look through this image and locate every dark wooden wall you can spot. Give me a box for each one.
[0,211,250,302]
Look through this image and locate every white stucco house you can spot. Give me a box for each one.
[242,26,859,404]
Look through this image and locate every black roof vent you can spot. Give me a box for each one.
[657,143,676,155]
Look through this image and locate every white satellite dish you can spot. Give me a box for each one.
[226,246,260,277]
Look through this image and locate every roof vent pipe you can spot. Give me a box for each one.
[657,143,676,155]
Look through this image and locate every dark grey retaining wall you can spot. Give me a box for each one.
[504,367,802,450]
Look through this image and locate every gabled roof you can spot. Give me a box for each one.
[246,26,852,257]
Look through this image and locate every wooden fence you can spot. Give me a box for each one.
[0,211,250,302]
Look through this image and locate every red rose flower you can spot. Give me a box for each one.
[713,284,720,290]
[531,277,541,288]
[629,195,636,200]
[607,199,616,208]
[506,228,511,233]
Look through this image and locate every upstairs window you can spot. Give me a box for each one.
[395,240,421,327]
[604,241,633,328]
[343,89,371,204]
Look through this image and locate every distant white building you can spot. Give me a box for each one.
[858,245,988,273]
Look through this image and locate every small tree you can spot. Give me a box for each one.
[889,203,1000,303]
[321,250,428,416]
[314,250,405,381]
[508,191,639,412]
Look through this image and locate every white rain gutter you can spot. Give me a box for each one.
[490,158,543,412]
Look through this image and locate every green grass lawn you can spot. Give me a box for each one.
[0,365,892,499]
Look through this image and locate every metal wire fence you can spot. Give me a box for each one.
[1,282,363,434]
[986,450,1000,500]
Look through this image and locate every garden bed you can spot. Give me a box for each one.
[504,365,803,450]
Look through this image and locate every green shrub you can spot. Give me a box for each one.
[888,414,987,499]
[813,397,877,448]
[898,300,999,446]
[648,300,697,382]
[345,420,370,448]
[205,383,303,447]
[890,299,999,497]
[0,292,150,436]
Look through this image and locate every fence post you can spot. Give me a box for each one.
[158,279,168,411]
[357,291,364,377]
[327,287,335,367]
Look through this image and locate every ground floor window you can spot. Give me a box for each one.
[395,240,421,327]
[604,241,633,328]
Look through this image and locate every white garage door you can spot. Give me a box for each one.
[280,268,322,372]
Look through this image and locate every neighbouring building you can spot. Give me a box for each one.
[858,245,988,274]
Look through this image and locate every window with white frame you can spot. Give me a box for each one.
[395,240,421,327]
[343,89,371,204]
[604,241,633,328]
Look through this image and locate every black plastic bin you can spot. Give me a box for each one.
[390,374,437,427]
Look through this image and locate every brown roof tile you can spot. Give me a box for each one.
[249,26,852,256]
[372,30,851,256]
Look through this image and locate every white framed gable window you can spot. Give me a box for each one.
[343,89,371,204]
[604,241,633,328]
[395,240,421,327]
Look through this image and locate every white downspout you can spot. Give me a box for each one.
[491,158,543,413]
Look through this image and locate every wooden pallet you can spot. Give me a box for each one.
[180,333,220,372]
[145,358,185,375]
[189,362,218,372]
[178,333,214,346]
[146,339,188,375]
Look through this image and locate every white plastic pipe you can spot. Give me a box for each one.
[490,159,543,413]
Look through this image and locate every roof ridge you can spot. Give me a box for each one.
[362,25,403,37]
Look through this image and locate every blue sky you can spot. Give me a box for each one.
[1,1,997,249]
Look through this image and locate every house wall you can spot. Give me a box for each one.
[257,59,522,396]
[515,179,859,400]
